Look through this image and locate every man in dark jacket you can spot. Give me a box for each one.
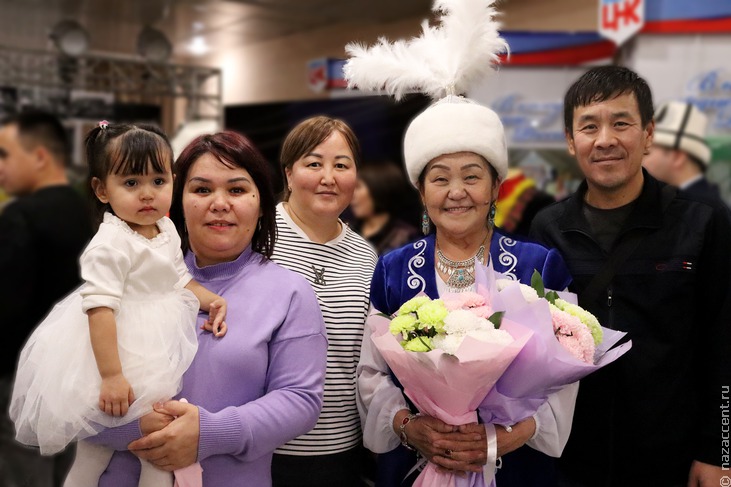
[643,99,729,212]
[0,110,93,486]
[530,66,731,487]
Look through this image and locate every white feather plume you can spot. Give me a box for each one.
[344,0,508,101]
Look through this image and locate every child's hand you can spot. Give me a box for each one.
[99,373,135,417]
[201,297,227,337]
[202,319,227,337]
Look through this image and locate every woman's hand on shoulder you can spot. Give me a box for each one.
[128,400,200,471]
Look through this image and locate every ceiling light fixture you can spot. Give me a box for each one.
[49,20,90,57]
[137,26,172,62]
[188,36,208,56]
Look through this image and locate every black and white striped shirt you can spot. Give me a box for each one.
[271,203,377,456]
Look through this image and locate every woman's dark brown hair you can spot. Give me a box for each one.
[170,130,277,258]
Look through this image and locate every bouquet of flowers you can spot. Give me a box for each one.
[388,293,512,355]
[478,271,632,427]
[367,269,534,487]
[367,265,632,487]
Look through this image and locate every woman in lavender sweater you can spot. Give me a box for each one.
[83,131,328,487]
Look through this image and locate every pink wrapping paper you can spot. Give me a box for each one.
[172,398,203,487]
[477,279,632,426]
[173,463,203,487]
[368,309,532,487]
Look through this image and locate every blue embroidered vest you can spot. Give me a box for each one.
[369,230,572,487]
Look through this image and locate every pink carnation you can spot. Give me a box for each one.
[442,292,486,311]
[550,306,595,363]
[461,292,486,308]
[470,305,493,319]
[442,296,464,311]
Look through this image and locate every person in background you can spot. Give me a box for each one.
[270,115,378,487]
[530,65,731,486]
[0,110,93,487]
[0,187,10,210]
[643,100,729,211]
[350,161,420,255]
[89,130,328,487]
[494,168,556,237]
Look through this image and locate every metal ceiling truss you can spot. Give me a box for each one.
[0,45,222,126]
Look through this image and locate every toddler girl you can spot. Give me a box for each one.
[10,121,227,487]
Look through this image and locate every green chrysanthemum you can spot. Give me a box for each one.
[402,336,433,352]
[430,319,446,334]
[389,314,418,336]
[555,298,603,345]
[397,296,432,315]
[416,300,448,326]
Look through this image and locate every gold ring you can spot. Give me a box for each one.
[444,449,452,457]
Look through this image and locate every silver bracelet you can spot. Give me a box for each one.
[399,413,419,451]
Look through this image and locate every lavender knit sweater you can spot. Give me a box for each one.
[92,246,328,486]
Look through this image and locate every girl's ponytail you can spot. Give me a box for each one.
[84,122,113,228]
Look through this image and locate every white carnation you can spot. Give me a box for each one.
[467,328,513,346]
[443,309,480,334]
[475,317,494,331]
[496,279,540,303]
[434,313,513,355]
[432,334,465,355]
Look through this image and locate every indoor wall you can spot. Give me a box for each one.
[211,0,598,104]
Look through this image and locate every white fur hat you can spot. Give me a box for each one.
[343,0,509,187]
[653,101,711,165]
[403,96,508,187]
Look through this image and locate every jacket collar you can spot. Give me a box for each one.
[557,168,666,234]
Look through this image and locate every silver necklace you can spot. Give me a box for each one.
[436,243,486,291]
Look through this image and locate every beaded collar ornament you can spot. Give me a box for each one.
[436,230,490,291]
[436,244,486,290]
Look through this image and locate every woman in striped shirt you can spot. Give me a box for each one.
[270,116,378,487]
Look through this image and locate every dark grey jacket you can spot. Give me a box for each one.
[530,171,731,487]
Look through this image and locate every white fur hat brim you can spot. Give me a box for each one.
[653,101,711,165]
[403,96,508,187]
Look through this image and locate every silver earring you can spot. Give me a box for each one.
[488,202,497,227]
[421,210,431,235]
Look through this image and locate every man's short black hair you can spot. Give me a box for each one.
[564,65,654,135]
[1,110,71,167]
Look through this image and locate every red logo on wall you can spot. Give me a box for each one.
[599,0,645,46]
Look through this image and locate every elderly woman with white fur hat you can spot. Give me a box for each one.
[346,0,579,485]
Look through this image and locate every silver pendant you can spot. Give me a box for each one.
[312,265,327,285]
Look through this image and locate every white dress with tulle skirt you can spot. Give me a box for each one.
[10,212,199,455]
